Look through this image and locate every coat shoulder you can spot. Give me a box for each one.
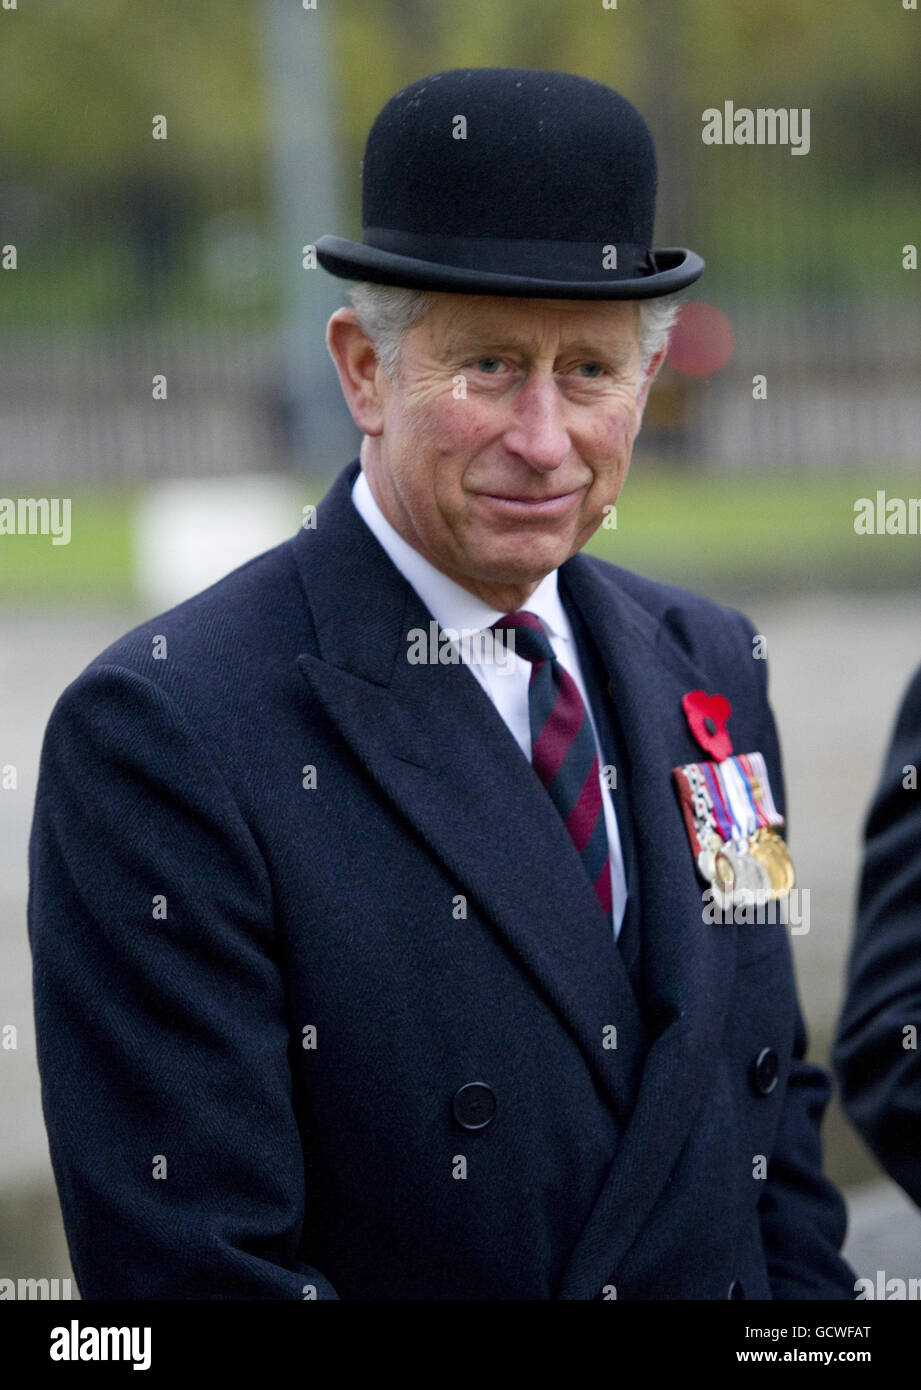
[575,553,760,675]
[75,534,309,697]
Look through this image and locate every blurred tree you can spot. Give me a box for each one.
[4,0,917,313]
[3,0,267,211]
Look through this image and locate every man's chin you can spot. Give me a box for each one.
[463,541,574,589]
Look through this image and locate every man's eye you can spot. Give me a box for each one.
[475,357,505,374]
[574,363,605,378]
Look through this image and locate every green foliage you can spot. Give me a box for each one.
[3,0,267,192]
[4,0,918,323]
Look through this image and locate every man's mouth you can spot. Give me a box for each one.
[476,488,583,516]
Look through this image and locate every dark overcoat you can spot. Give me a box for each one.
[834,665,921,1208]
[28,458,855,1299]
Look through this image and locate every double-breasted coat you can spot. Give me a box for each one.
[28,459,855,1299]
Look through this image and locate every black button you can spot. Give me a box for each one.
[728,1280,745,1299]
[704,716,717,735]
[751,1047,779,1095]
[452,1082,496,1130]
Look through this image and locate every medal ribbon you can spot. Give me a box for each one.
[745,752,784,827]
[722,757,759,838]
[687,763,718,843]
[701,761,734,843]
[737,753,771,829]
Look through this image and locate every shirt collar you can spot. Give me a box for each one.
[351,466,571,644]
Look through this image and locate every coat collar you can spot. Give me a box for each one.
[293,459,744,1295]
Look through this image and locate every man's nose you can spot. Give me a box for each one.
[502,376,571,469]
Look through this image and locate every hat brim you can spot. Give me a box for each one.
[315,237,704,300]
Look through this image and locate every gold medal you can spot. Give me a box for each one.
[748,828,796,895]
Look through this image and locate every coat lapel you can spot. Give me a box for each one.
[292,462,647,1123]
[555,553,742,1297]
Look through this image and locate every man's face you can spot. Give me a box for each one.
[357,293,654,605]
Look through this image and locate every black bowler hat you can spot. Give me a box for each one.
[315,67,703,299]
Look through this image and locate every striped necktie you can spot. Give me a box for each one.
[491,610,612,918]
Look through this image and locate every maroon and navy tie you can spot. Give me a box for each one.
[491,610,612,919]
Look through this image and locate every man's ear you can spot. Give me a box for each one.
[326,308,387,437]
[635,345,668,419]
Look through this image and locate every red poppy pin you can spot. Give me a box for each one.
[682,690,733,762]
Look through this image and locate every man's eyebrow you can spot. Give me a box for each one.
[558,339,636,364]
[439,331,636,363]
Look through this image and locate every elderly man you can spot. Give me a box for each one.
[29,68,854,1300]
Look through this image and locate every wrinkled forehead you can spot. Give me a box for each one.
[420,293,641,358]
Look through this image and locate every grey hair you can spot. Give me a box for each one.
[635,295,682,378]
[345,283,434,382]
[344,281,681,386]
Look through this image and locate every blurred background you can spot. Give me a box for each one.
[2,0,920,1292]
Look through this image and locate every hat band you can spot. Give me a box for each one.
[362,227,653,281]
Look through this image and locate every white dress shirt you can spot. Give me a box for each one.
[351,467,628,936]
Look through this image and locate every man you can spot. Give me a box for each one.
[29,68,854,1299]
[834,664,921,1207]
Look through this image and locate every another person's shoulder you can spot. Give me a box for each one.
[889,663,921,741]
